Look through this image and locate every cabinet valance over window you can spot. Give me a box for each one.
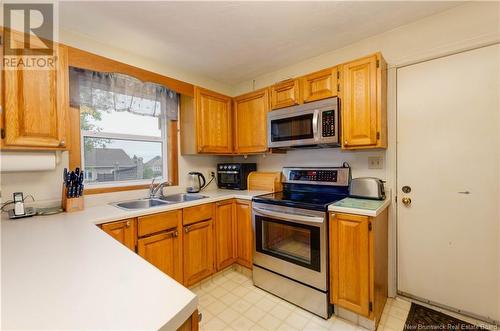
[69,67,178,120]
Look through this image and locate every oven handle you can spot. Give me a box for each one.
[253,206,325,224]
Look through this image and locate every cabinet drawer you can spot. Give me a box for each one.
[138,210,181,237]
[183,203,213,226]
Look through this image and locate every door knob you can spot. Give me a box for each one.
[402,197,412,206]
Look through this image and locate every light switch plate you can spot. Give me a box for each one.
[368,156,384,169]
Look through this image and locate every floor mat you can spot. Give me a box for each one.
[404,303,485,330]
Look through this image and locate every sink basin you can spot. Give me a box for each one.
[113,198,170,210]
[159,193,208,203]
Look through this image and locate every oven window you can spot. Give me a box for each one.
[270,114,314,142]
[255,216,321,271]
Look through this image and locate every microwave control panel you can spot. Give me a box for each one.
[321,110,336,137]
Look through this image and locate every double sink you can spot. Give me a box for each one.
[112,193,208,210]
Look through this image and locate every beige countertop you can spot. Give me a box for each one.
[1,189,269,330]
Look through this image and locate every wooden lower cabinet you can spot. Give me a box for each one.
[177,309,199,331]
[138,229,183,283]
[235,200,253,268]
[329,210,388,326]
[215,200,236,270]
[100,218,136,251]
[183,219,215,286]
[99,199,254,287]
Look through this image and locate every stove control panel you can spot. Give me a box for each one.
[289,170,338,182]
[283,167,350,186]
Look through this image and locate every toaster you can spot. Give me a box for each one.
[349,177,386,200]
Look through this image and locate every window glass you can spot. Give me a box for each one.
[82,105,162,137]
[83,137,163,183]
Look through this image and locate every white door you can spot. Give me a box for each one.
[397,45,500,322]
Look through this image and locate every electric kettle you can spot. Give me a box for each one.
[186,172,206,193]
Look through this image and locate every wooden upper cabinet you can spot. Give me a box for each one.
[195,87,233,154]
[101,219,137,251]
[270,79,301,110]
[233,89,269,154]
[341,53,387,149]
[183,219,215,286]
[235,200,253,269]
[302,67,338,103]
[2,40,69,149]
[215,200,236,271]
[138,229,183,283]
[330,213,370,316]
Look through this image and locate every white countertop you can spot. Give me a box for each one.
[328,191,392,217]
[1,189,269,330]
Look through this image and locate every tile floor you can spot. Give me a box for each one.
[190,267,412,331]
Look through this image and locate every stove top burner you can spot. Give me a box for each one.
[253,184,348,211]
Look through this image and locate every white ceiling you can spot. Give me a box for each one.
[60,1,462,85]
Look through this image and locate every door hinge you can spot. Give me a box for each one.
[336,71,340,79]
[376,132,380,140]
[1,128,5,139]
[337,83,340,92]
[369,302,373,311]
[368,222,372,231]
[376,60,380,68]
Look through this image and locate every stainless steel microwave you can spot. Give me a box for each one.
[267,97,339,148]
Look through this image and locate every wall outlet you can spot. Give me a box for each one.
[368,156,384,169]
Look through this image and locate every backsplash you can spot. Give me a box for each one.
[230,148,387,180]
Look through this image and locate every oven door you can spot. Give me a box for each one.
[252,203,327,291]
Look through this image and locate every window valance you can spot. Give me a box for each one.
[69,67,178,120]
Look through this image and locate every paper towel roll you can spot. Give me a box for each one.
[0,152,57,172]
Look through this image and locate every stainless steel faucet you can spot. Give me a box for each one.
[149,178,173,198]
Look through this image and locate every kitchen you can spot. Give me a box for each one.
[1,2,499,331]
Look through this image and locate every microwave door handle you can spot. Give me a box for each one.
[312,109,320,140]
[253,206,324,224]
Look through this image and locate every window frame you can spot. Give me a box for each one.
[67,48,184,194]
[80,111,168,189]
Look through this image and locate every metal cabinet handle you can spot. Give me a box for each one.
[59,139,66,147]
[458,191,471,195]
[125,220,131,228]
[184,226,189,233]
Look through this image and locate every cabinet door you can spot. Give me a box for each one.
[341,54,382,148]
[138,229,183,283]
[215,201,236,271]
[302,67,338,103]
[101,219,136,251]
[235,200,253,268]
[195,87,232,154]
[3,41,68,149]
[330,213,370,316]
[183,219,214,286]
[233,89,269,154]
[270,79,301,110]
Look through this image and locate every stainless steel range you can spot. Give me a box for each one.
[252,166,350,319]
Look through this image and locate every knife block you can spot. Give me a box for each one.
[62,185,84,213]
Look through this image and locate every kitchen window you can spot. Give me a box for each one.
[69,67,178,188]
